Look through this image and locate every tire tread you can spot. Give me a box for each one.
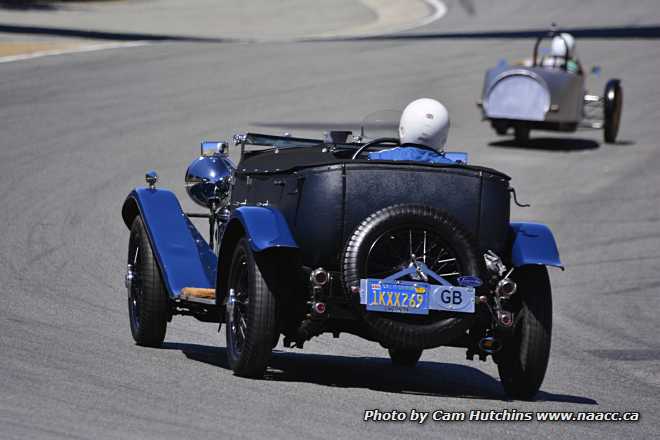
[497,265,552,400]
[129,216,169,347]
[227,238,277,378]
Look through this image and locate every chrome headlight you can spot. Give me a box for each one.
[185,143,235,208]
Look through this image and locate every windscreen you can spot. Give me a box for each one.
[242,133,323,149]
[359,109,401,140]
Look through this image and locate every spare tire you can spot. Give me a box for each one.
[342,204,482,349]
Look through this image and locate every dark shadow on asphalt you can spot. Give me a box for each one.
[162,341,597,404]
[489,137,600,152]
[312,24,660,42]
[613,140,636,146]
[0,0,120,11]
[4,22,657,45]
[0,22,233,42]
[0,0,57,10]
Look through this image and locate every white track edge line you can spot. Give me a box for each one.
[0,0,446,61]
[419,0,448,28]
[293,0,447,42]
[0,41,150,64]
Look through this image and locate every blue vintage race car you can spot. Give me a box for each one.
[121,128,562,399]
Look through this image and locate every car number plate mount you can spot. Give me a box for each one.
[359,279,475,315]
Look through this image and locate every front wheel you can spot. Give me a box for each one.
[225,237,277,378]
[603,79,622,143]
[127,216,169,347]
[495,265,552,400]
[514,125,530,144]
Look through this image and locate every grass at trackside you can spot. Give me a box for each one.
[0,40,86,57]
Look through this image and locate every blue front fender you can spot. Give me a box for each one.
[122,188,217,299]
[510,222,563,269]
[230,206,298,252]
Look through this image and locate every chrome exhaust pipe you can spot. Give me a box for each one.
[312,302,327,315]
[310,268,330,287]
[495,278,517,298]
[498,310,514,327]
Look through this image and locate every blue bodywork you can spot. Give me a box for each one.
[122,187,559,303]
[510,222,563,269]
[122,188,217,299]
[228,206,298,252]
[122,189,298,299]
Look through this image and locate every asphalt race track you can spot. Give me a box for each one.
[1,1,659,439]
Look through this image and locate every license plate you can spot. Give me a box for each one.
[362,279,430,315]
[360,279,475,315]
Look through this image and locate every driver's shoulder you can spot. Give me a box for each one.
[368,145,452,164]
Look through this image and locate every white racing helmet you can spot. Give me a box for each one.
[399,98,450,151]
[551,33,576,58]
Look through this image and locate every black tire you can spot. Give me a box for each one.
[514,125,530,144]
[492,120,508,135]
[342,204,482,350]
[604,79,622,144]
[388,348,423,367]
[127,216,169,347]
[225,238,277,378]
[496,265,552,400]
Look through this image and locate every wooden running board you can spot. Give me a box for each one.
[180,287,216,300]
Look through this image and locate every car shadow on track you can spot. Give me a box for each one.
[162,342,597,404]
[489,137,600,152]
[0,1,57,11]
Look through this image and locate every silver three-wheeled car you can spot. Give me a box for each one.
[479,30,623,144]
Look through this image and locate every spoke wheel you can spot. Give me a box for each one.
[127,240,141,334]
[127,216,169,347]
[366,226,462,283]
[364,226,462,327]
[227,247,249,360]
[343,204,481,350]
[225,238,277,378]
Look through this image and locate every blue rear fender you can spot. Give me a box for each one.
[230,206,298,252]
[215,206,299,306]
[509,222,563,269]
[122,188,217,299]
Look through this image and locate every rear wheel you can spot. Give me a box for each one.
[127,216,169,347]
[342,204,481,350]
[514,125,530,144]
[492,120,508,135]
[495,265,552,400]
[225,238,277,378]
[388,348,423,367]
[604,79,622,143]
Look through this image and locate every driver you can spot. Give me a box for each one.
[543,32,582,74]
[368,98,454,164]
